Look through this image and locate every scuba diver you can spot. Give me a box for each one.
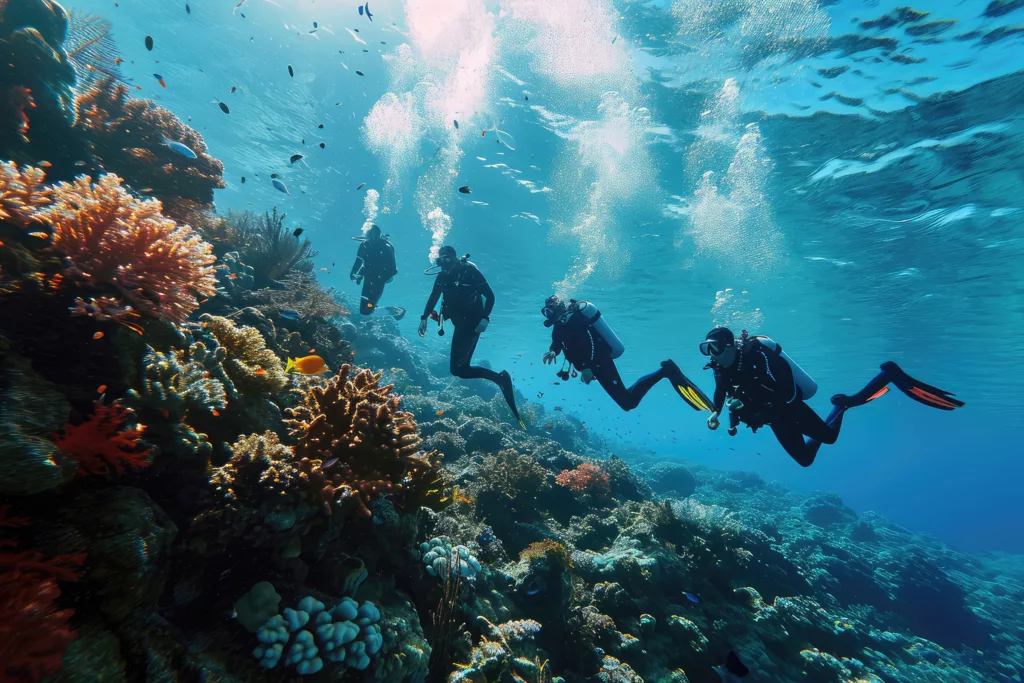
[350,224,398,316]
[541,295,714,413]
[700,326,964,467]
[418,246,524,427]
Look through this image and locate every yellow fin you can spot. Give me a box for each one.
[285,358,296,373]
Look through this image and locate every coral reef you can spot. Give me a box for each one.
[286,364,442,516]
[231,208,317,288]
[36,173,218,323]
[54,400,151,476]
[556,462,612,498]
[198,314,288,395]
[421,537,482,581]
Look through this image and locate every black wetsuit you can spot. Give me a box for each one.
[549,310,685,412]
[711,338,843,467]
[351,237,397,315]
[422,262,501,384]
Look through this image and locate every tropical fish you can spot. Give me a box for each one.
[685,592,701,603]
[292,228,304,238]
[231,86,237,93]
[458,186,472,194]
[241,177,246,183]
[186,4,190,14]
[271,173,279,178]
[272,179,290,194]
[318,123,324,129]
[356,70,365,76]
[145,35,154,51]
[153,74,167,88]
[356,183,365,190]
[255,368,267,376]
[218,102,230,114]
[290,154,303,164]
[319,142,326,149]
[436,410,445,417]
[285,355,329,375]
[454,119,459,129]
[279,309,300,320]
[365,2,373,21]
[163,138,198,159]
[93,331,104,340]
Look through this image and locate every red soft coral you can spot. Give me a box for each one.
[54,400,152,476]
[35,173,218,323]
[0,506,85,683]
[555,463,611,497]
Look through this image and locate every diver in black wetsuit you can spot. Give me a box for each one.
[350,225,397,315]
[418,246,523,427]
[701,326,965,467]
[542,295,713,413]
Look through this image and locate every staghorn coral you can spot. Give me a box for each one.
[199,314,287,395]
[53,400,151,476]
[73,79,225,220]
[0,505,85,683]
[0,162,49,228]
[285,364,441,516]
[35,173,217,323]
[231,208,317,288]
[450,617,553,683]
[556,463,611,497]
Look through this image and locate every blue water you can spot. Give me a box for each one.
[71,0,1023,553]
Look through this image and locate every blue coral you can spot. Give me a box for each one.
[252,594,383,674]
[420,537,482,581]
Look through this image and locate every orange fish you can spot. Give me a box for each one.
[285,355,328,375]
[38,161,52,168]
[545,423,553,429]
[308,349,315,354]
[97,385,108,394]
[27,232,48,239]
[93,331,104,340]
[255,368,267,376]
[211,409,221,417]
[435,410,445,417]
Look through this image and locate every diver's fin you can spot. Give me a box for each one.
[866,386,889,402]
[667,364,714,412]
[884,362,965,411]
[498,371,526,429]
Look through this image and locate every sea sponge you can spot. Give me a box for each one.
[199,314,287,395]
[285,364,441,516]
[35,173,217,323]
[72,79,225,222]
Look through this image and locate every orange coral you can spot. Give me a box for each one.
[285,364,441,516]
[54,400,152,476]
[73,79,225,223]
[0,506,85,683]
[556,463,611,497]
[35,173,218,323]
[0,162,49,229]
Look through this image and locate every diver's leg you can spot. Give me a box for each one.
[449,324,502,384]
[359,276,386,315]
[593,359,654,411]
[770,416,817,467]
[832,361,964,410]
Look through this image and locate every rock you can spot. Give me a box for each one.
[643,462,697,498]
[801,492,857,528]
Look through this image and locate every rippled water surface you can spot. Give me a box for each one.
[68,0,1023,551]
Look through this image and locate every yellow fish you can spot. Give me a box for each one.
[285,355,328,375]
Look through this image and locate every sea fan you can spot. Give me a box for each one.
[65,12,123,96]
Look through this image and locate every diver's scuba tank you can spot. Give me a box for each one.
[751,336,818,400]
[569,301,625,360]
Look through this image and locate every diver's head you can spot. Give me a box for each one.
[436,245,458,272]
[367,224,382,240]
[541,294,568,327]
[701,326,737,367]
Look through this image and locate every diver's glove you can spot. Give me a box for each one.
[707,411,720,430]
[580,369,595,384]
[543,351,558,365]
[474,318,489,334]
[417,317,428,337]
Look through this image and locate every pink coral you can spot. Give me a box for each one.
[35,173,217,323]
[556,463,611,497]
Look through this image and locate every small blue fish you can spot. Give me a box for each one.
[163,138,198,159]
[454,119,459,129]
[358,4,363,14]
[272,179,290,195]
[364,2,373,20]
[279,309,300,320]
[685,592,701,603]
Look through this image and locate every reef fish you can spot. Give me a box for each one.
[153,74,167,88]
[145,35,154,51]
[454,119,459,129]
[288,64,294,77]
[285,355,329,375]
[279,309,300,320]
[292,227,304,237]
[685,592,701,603]
[458,186,472,194]
[218,102,230,114]
[186,4,190,14]
[163,138,198,159]
[272,179,290,194]
[290,154,303,164]
[356,183,365,190]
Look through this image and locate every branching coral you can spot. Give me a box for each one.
[231,208,317,288]
[53,400,151,476]
[474,450,551,502]
[0,162,49,229]
[0,506,85,683]
[556,463,611,497]
[73,79,225,221]
[35,173,217,323]
[198,314,287,395]
[451,617,553,683]
[252,272,349,320]
[285,364,441,516]
[127,346,228,420]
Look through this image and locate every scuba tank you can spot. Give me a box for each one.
[751,336,817,400]
[569,301,625,360]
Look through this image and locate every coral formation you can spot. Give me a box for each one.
[556,462,612,497]
[230,208,317,288]
[421,537,482,581]
[198,314,288,394]
[54,400,151,476]
[36,173,217,323]
[286,364,442,516]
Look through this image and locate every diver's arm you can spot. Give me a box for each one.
[385,242,398,277]
[350,242,368,279]
[421,279,442,319]
[477,272,495,319]
[712,371,727,414]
